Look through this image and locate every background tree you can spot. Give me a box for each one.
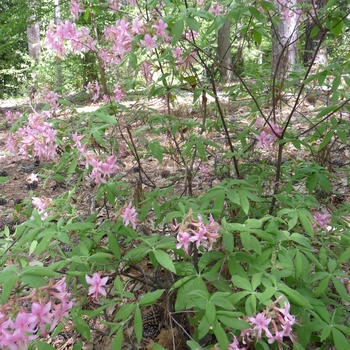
[217,19,234,83]
[271,0,300,83]
[304,0,327,66]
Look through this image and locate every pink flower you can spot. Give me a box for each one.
[85,81,100,101]
[121,202,138,229]
[172,209,220,254]
[176,229,195,255]
[70,0,84,20]
[199,164,211,181]
[140,34,157,52]
[172,46,183,59]
[153,19,168,38]
[312,210,331,230]
[132,18,144,34]
[113,83,125,102]
[248,312,272,339]
[86,272,109,301]
[32,197,53,218]
[44,90,59,110]
[30,302,52,335]
[228,335,247,350]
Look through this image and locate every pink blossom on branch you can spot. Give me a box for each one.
[153,19,168,38]
[172,208,220,255]
[140,34,157,52]
[70,0,84,20]
[312,210,331,231]
[86,273,109,301]
[113,83,125,102]
[121,202,138,229]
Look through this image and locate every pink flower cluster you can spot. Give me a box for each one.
[86,272,108,301]
[70,0,84,20]
[229,296,297,350]
[172,208,220,255]
[121,202,138,229]
[254,118,282,150]
[100,18,133,65]
[199,163,211,182]
[5,110,21,124]
[312,210,331,231]
[85,81,101,102]
[171,46,197,70]
[42,90,59,110]
[7,112,58,161]
[0,277,73,349]
[32,196,53,218]
[72,132,119,184]
[46,20,96,57]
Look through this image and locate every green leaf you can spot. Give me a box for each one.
[129,53,137,70]
[186,16,199,32]
[88,252,113,263]
[238,190,249,214]
[36,341,56,350]
[248,6,267,23]
[205,301,216,324]
[147,141,164,163]
[332,276,350,302]
[139,289,165,306]
[154,250,176,273]
[277,284,312,308]
[253,30,262,45]
[297,209,314,238]
[339,246,350,264]
[332,328,350,350]
[20,266,59,278]
[74,317,91,341]
[294,250,303,279]
[134,306,142,344]
[317,173,331,193]
[337,129,347,144]
[1,275,18,304]
[108,232,121,260]
[113,327,123,350]
[213,319,229,349]
[216,313,249,329]
[319,131,334,151]
[223,230,234,253]
[172,19,184,45]
[94,111,118,125]
[0,176,9,184]
[232,275,252,292]
[314,275,330,297]
[29,240,38,256]
[153,345,168,350]
[115,304,136,321]
[63,222,95,231]
[315,105,338,119]
[305,172,317,193]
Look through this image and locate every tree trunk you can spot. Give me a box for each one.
[272,0,299,82]
[26,2,41,59]
[217,19,234,83]
[304,0,327,66]
[54,0,63,89]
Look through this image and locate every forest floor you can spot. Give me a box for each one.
[0,89,349,349]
